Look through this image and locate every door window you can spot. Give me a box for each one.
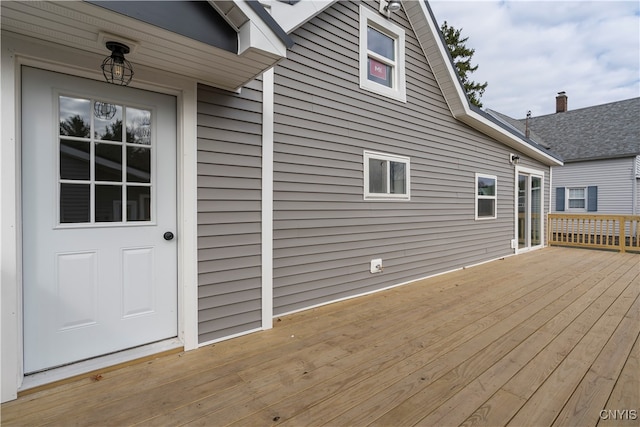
[58,96,153,224]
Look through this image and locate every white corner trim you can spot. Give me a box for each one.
[1,36,21,404]
[261,69,274,330]
[179,80,199,351]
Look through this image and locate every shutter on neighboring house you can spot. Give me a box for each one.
[555,187,565,211]
[587,186,598,212]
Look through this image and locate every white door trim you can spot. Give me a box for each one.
[514,165,546,254]
[1,33,198,402]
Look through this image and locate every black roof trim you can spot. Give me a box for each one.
[471,103,565,162]
[246,0,295,48]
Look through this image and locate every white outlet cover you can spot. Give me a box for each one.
[370,258,382,273]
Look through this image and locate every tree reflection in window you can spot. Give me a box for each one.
[58,96,153,224]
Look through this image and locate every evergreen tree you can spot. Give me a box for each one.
[440,21,488,108]
[60,115,90,137]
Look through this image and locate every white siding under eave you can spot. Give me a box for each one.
[551,157,636,215]
[196,82,263,344]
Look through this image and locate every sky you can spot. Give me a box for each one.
[428,1,640,119]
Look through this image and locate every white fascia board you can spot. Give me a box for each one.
[404,0,467,116]
[238,20,287,58]
[267,0,336,33]
[404,0,562,167]
[235,1,288,58]
[458,114,563,166]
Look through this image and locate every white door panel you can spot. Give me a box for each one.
[22,67,177,373]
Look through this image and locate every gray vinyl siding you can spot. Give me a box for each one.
[272,1,550,315]
[196,82,263,344]
[551,157,637,214]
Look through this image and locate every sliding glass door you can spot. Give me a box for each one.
[517,169,544,251]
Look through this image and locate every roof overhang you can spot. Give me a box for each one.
[266,0,336,33]
[1,1,292,92]
[403,0,563,167]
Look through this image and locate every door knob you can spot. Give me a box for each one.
[163,231,174,241]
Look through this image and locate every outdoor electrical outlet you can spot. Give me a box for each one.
[370,259,383,273]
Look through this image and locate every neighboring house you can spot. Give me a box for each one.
[0,0,562,402]
[490,94,640,215]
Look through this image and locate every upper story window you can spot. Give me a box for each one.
[359,5,406,102]
[475,173,497,219]
[364,151,410,200]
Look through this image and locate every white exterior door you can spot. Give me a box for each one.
[22,67,178,373]
[517,168,544,252]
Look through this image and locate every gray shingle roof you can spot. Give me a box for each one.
[488,98,640,162]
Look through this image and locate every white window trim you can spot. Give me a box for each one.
[364,150,410,200]
[475,173,497,220]
[566,187,587,212]
[359,5,406,102]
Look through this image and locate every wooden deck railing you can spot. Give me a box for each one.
[548,213,640,253]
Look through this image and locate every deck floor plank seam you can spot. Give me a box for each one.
[1,248,638,427]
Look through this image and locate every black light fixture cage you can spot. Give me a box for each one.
[94,101,118,120]
[101,41,134,86]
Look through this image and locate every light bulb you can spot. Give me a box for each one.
[113,61,124,78]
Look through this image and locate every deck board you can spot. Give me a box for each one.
[1,247,638,427]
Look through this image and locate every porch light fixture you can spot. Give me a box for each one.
[101,41,134,86]
[379,0,401,17]
[510,154,521,165]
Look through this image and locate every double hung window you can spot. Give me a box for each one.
[567,188,586,210]
[475,174,497,219]
[359,5,406,101]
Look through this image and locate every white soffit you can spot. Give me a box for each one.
[0,1,286,91]
[266,0,336,33]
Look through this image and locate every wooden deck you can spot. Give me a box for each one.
[2,247,639,426]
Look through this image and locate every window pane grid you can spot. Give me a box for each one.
[567,187,586,210]
[58,95,153,225]
[476,174,497,219]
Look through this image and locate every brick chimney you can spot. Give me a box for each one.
[556,91,568,113]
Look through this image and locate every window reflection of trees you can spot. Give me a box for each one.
[60,115,90,138]
[59,117,151,182]
[58,111,151,223]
